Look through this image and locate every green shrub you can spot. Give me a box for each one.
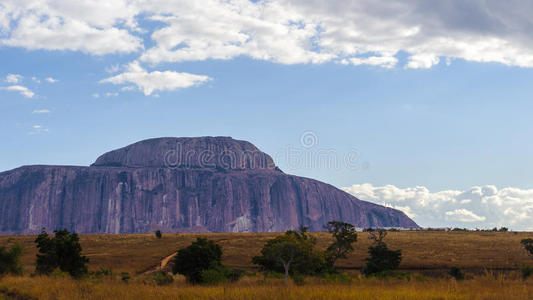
[50,269,70,278]
[121,272,131,283]
[263,271,284,279]
[521,266,533,280]
[93,268,112,278]
[153,271,174,286]
[372,270,412,280]
[35,229,89,278]
[291,272,306,285]
[323,272,352,283]
[199,266,245,285]
[172,238,244,284]
[172,238,222,284]
[361,231,402,276]
[0,244,23,276]
[521,239,533,258]
[449,266,465,280]
[200,267,228,285]
[225,268,245,282]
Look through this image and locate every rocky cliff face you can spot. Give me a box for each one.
[0,137,417,234]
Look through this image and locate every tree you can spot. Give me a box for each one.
[361,230,402,276]
[155,230,162,239]
[172,237,223,284]
[35,229,89,278]
[264,238,301,283]
[324,221,357,270]
[252,227,325,283]
[0,244,23,275]
[522,238,533,261]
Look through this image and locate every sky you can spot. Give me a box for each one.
[1,0,533,230]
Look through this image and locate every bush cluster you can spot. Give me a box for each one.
[0,244,23,276]
[153,271,174,285]
[35,229,89,278]
[361,231,402,276]
[172,237,244,284]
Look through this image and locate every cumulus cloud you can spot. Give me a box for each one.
[0,0,142,55]
[45,77,57,83]
[5,74,22,83]
[445,209,486,222]
[100,61,211,96]
[0,85,35,98]
[139,0,533,68]
[2,1,533,68]
[342,183,533,230]
[32,109,50,114]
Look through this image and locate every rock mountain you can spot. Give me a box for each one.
[0,137,417,234]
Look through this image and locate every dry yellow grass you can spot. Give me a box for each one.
[1,231,533,299]
[1,273,533,300]
[1,231,531,275]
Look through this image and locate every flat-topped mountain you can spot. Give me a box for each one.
[0,137,418,234]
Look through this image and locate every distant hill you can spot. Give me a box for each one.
[0,137,418,234]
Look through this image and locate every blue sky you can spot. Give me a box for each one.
[1,0,533,229]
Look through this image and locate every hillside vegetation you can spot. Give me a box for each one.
[1,231,530,275]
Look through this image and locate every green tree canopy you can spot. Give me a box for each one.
[324,221,357,270]
[172,237,223,284]
[361,230,402,276]
[0,243,23,275]
[252,226,325,282]
[35,228,89,278]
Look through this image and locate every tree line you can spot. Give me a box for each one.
[2,224,533,285]
[172,221,402,284]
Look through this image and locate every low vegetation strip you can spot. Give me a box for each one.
[1,274,533,300]
[0,286,37,300]
[1,231,531,275]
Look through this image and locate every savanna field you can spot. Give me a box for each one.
[2,231,533,299]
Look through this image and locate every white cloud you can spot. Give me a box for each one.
[105,64,120,74]
[139,1,333,65]
[32,109,50,114]
[31,77,41,83]
[406,54,440,69]
[105,92,118,97]
[349,56,398,68]
[342,183,533,230]
[92,93,100,98]
[137,0,533,68]
[2,1,533,68]
[45,77,57,83]
[29,124,49,135]
[0,0,142,55]
[445,209,486,222]
[5,74,22,83]
[100,61,211,96]
[0,85,35,98]
[120,86,135,92]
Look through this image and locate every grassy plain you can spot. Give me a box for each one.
[1,231,533,299]
[2,272,533,300]
[1,231,530,274]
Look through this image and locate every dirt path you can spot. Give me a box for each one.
[142,252,177,275]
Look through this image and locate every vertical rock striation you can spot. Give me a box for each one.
[0,137,417,234]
